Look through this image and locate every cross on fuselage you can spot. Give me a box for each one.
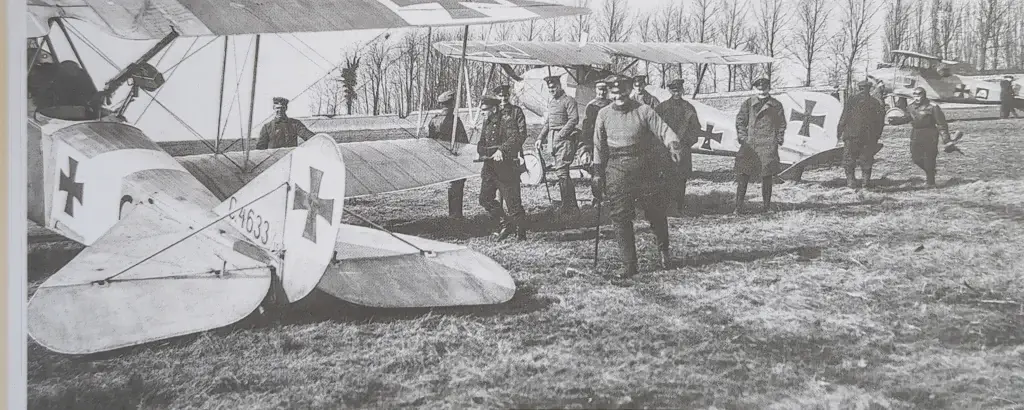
[391,0,501,19]
[59,157,84,217]
[699,123,723,150]
[292,167,335,243]
[953,84,969,98]
[790,100,826,137]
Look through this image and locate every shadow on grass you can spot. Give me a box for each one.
[27,372,175,410]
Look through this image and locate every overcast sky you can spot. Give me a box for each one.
[40,0,922,142]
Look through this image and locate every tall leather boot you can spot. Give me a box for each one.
[761,176,773,212]
[448,180,465,218]
[615,221,639,278]
[845,166,859,189]
[926,170,937,187]
[862,166,873,188]
[734,176,748,214]
[559,177,579,214]
[650,217,671,270]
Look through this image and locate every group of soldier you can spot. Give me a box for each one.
[256,71,961,279]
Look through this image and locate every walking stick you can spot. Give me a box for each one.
[535,140,554,203]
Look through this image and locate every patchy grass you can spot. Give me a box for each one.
[27,117,1024,409]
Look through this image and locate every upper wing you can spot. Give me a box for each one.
[432,41,773,66]
[27,0,590,40]
[176,138,482,201]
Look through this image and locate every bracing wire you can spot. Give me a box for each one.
[343,208,434,256]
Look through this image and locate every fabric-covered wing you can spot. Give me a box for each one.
[176,139,481,201]
[27,190,273,355]
[433,41,773,66]
[318,224,515,308]
[27,0,590,40]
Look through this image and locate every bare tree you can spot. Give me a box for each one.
[597,0,631,42]
[567,0,593,42]
[930,0,941,55]
[754,0,790,86]
[789,0,831,86]
[935,0,965,59]
[719,0,748,91]
[910,0,927,52]
[738,32,764,89]
[364,39,393,116]
[883,0,913,61]
[545,17,562,41]
[836,0,881,91]
[520,19,540,41]
[341,54,360,115]
[654,2,684,86]
[691,0,719,93]
[493,23,517,41]
[975,0,1002,70]
[307,77,341,116]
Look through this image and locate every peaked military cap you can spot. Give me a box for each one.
[752,78,771,89]
[273,96,289,105]
[633,75,649,83]
[667,79,686,90]
[857,79,873,89]
[605,75,634,93]
[543,75,562,86]
[437,90,455,104]
[480,91,500,107]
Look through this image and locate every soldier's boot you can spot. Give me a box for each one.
[496,217,516,241]
[761,176,774,213]
[734,177,749,214]
[862,166,873,188]
[447,185,464,218]
[615,221,639,278]
[516,223,527,240]
[677,183,687,214]
[926,169,937,187]
[559,177,580,214]
[845,166,860,189]
[651,219,671,270]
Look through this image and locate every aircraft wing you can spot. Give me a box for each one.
[319,224,516,308]
[27,184,275,355]
[432,41,774,66]
[27,0,591,40]
[176,138,482,201]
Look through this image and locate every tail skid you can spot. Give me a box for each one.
[212,134,347,303]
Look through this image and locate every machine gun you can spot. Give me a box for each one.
[92,27,178,113]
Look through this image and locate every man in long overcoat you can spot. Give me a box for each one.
[733,78,787,213]
[477,86,529,240]
[654,79,701,212]
[838,79,886,188]
[537,75,581,214]
[889,87,952,187]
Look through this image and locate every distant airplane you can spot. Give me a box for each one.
[868,49,1024,118]
[24,0,591,355]
[432,40,846,182]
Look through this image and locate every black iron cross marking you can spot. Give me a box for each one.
[391,0,502,19]
[790,100,826,137]
[699,123,723,150]
[59,157,84,217]
[292,167,334,243]
[953,84,969,98]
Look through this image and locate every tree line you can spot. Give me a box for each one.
[306,0,1023,117]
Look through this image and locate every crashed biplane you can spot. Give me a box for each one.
[431,40,847,181]
[24,0,591,355]
[868,49,1024,116]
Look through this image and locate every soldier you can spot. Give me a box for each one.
[889,87,952,187]
[1000,76,1020,119]
[838,79,886,189]
[654,79,701,212]
[631,75,660,107]
[733,78,787,214]
[593,75,683,278]
[426,90,471,218]
[581,79,612,204]
[255,97,315,149]
[478,87,529,240]
[536,75,581,214]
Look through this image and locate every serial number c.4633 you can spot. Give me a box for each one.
[227,196,271,245]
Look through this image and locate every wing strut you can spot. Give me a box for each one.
[450,25,470,153]
[245,34,262,172]
[215,36,229,153]
[415,26,433,138]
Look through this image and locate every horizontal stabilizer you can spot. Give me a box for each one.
[27,198,272,355]
[318,224,516,308]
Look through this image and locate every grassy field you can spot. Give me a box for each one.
[27,112,1024,409]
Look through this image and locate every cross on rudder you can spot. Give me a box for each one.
[292,167,335,243]
[790,100,826,137]
[59,157,84,217]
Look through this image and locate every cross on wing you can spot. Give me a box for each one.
[390,0,503,19]
[699,123,723,150]
[292,167,335,243]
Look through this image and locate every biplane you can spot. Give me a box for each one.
[430,40,847,183]
[23,0,590,355]
[868,49,1024,114]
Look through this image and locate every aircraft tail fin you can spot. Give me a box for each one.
[213,134,346,303]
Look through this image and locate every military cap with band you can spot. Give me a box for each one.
[480,90,500,106]
[857,79,873,89]
[492,85,511,96]
[273,96,289,105]
[543,75,562,86]
[605,75,634,92]
[752,78,770,88]
[667,79,686,90]
[634,75,648,83]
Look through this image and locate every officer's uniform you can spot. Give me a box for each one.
[581,80,612,203]
[538,75,581,213]
[593,75,682,278]
[631,75,660,107]
[426,90,470,218]
[838,80,886,188]
[890,88,951,186]
[478,87,528,240]
[734,78,787,213]
[654,79,701,210]
[255,97,315,149]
